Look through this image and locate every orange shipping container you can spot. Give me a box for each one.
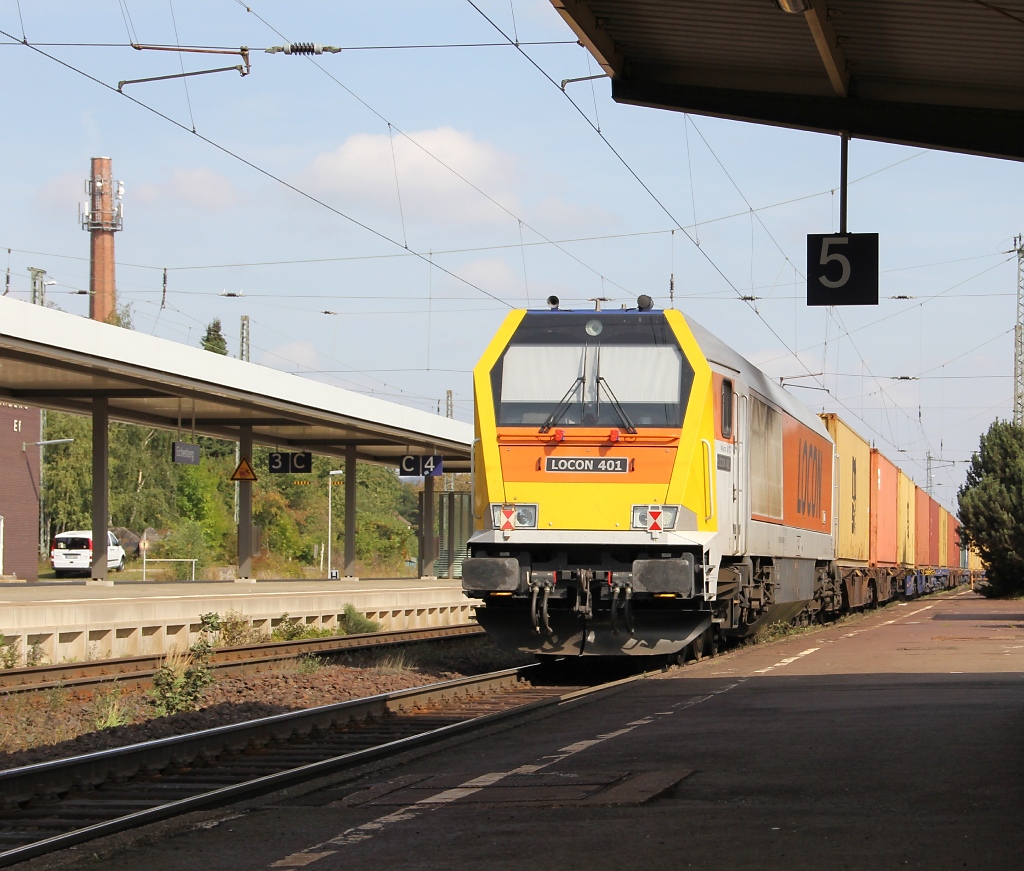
[870,449,899,567]
[929,499,940,567]
[939,509,949,568]
[820,414,870,563]
[897,471,916,567]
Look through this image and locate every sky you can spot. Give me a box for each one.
[0,0,1021,512]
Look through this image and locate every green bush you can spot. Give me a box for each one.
[217,610,266,646]
[158,520,212,580]
[270,614,336,641]
[0,636,19,669]
[339,603,380,635]
[148,616,218,715]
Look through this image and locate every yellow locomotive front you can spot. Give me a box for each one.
[463,302,719,656]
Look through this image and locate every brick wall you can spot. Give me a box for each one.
[0,404,41,580]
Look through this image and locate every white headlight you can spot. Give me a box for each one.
[515,505,538,528]
[631,505,649,529]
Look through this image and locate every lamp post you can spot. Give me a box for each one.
[23,438,75,557]
[326,469,343,578]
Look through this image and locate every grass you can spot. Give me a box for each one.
[370,652,411,675]
[295,653,325,674]
[754,621,803,644]
[88,686,140,730]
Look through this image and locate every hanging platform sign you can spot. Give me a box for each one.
[807,233,879,306]
[268,451,312,473]
[171,441,200,465]
[399,455,443,477]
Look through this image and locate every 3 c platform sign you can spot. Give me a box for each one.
[806,233,878,306]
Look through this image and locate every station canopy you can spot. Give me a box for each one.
[0,297,472,471]
[551,0,1024,160]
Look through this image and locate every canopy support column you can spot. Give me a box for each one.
[344,443,357,577]
[90,396,109,582]
[422,474,435,578]
[238,424,253,579]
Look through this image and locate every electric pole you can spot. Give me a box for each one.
[1014,234,1024,425]
[28,267,48,306]
[239,315,250,361]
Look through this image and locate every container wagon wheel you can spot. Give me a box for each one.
[707,626,719,657]
[866,581,877,609]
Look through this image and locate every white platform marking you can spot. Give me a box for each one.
[753,647,820,675]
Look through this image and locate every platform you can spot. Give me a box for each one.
[0,578,475,665]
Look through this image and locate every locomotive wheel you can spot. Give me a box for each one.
[690,631,706,661]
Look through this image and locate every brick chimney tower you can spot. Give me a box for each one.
[80,157,123,323]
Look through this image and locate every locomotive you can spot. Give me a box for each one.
[461,298,968,657]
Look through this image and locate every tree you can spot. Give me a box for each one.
[201,319,228,355]
[957,419,1024,596]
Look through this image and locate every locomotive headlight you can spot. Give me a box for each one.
[631,505,649,529]
[515,505,538,528]
[631,505,680,530]
[490,503,539,529]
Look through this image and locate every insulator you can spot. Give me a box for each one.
[284,42,322,55]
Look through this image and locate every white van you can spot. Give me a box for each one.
[51,530,126,577]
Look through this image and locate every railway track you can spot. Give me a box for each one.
[0,663,639,868]
[0,624,486,695]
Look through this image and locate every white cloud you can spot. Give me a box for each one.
[33,172,82,216]
[300,126,522,226]
[449,257,525,300]
[134,168,240,212]
[256,340,324,372]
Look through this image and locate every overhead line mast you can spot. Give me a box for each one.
[1015,234,1024,426]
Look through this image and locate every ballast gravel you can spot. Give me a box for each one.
[0,640,528,770]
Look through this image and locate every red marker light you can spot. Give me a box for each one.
[609,428,620,442]
[554,429,565,442]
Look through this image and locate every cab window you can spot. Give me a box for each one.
[721,378,733,439]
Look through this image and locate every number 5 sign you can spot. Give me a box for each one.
[806,233,878,306]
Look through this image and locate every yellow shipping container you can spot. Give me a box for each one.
[939,509,949,568]
[968,547,985,572]
[820,414,871,563]
[897,470,916,567]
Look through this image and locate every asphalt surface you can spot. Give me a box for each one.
[20,588,1024,870]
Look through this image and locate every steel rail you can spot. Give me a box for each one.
[0,665,643,867]
[0,624,485,695]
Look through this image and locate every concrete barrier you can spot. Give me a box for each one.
[0,579,475,666]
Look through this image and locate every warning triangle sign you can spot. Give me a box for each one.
[231,456,258,482]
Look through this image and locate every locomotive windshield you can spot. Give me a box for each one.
[491,312,693,428]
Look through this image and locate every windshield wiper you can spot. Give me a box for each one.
[597,376,638,434]
[593,343,637,434]
[539,376,583,433]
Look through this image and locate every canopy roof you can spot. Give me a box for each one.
[0,297,472,471]
[552,0,1024,160]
